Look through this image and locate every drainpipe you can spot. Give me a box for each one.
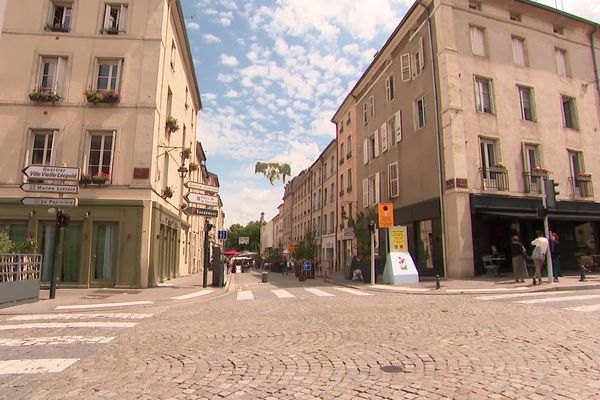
[591,26,600,96]
[418,0,448,277]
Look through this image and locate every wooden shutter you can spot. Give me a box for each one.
[470,26,485,56]
[374,172,380,204]
[419,37,425,71]
[362,178,368,207]
[363,138,368,165]
[389,163,399,198]
[401,54,411,81]
[120,5,128,31]
[380,123,388,153]
[374,129,379,158]
[395,111,402,142]
[104,4,112,30]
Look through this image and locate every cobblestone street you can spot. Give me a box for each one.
[2,271,600,399]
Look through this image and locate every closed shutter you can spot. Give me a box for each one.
[362,178,368,208]
[555,48,567,76]
[363,138,368,165]
[389,163,399,198]
[419,37,425,71]
[104,5,111,30]
[120,5,128,31]
[380,123,388,153]
[374,129,380,158]
[512,37,525,66]
[375,172,380,204]
[470,26,485,56]
[401,54,411,81]
[395,111,402,142]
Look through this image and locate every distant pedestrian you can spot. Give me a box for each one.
[550,233,562,282]
[510,236,527,283]
[531,231,549,285]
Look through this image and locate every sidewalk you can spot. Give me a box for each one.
[0,270,232,315]
[324,271,600,294]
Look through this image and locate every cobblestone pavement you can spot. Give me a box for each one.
[4,271,600,399]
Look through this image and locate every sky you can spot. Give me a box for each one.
[180,0,600,228]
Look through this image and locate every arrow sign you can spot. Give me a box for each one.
[22,165,80,181]
[184,207,218,217]
[184,192,219,206]
[185,181,219,193]
[20,183,79,194]
[21,197,78,206]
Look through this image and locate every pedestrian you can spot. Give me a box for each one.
[550,233,562,282]
[510,236,527,283]
[531,230,549,285]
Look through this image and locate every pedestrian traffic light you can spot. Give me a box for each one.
[56,211,70,228]
[544,179,559,209]
[205,220,214,231]
[368,221,376,233]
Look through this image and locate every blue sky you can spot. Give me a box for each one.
[180,0,600,228]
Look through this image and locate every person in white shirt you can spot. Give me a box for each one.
[531,231,549,285]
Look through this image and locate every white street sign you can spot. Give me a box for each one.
[20,197,78,206]
[239,237,249,245]
[185,181,219,193]
[22,165,80,181]
[184,192,219,206]
[20,183,79,194]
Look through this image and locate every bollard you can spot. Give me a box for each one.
[579,265,587,282]
[262,271,268,283]
[435,275,441,290]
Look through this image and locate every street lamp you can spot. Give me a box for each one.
[177,165,188,179]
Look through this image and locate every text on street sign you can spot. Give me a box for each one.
[184,207,218,217]
[20,183,79,194]
[185,192,219,206]
[22,165,80,181]
[185,181,219,193]
[21,197,79,206]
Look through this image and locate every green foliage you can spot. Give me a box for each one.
[224,221,261,251]
[255,162,291,185]
[0,232,37,254]
[0,232,12,253]
[292,229,318,262]
[355,208,377,259]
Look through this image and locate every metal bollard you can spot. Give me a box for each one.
[262,271,268,283]
[579,265,587,282]
[435,275,441,290]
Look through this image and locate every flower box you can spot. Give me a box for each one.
[79,175,93,186]
[166,116,179,133]
[188,162,199,172]
[163,186,174,198]
[577,173,592,182]
[29,89,61,103]
[181,148,192,159]
[84,89,121,104]
[532,166,551,177]
[91,172,111,185]
[488,167,507,174]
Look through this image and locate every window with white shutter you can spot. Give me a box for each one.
[395,111,402,143]
[401,53,411,81]
[470,26,485,56]
[388,163,399,198]
[374,172,380,204]
[363,102,368,124]
[373,129,380,158]
[363,138,368,165]
[103,4,128,34]
[385,75,395,102]
[362,178,369,208]
[369,96,375,117]
[555,48,568,77]
[380,123,388,153]
[413,37,425,76]
[37,56,67,95]
[512,36,526,66]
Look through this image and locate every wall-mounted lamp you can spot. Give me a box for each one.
[84,211,91,218]
[177,165,189,179]
[29,210,36,218]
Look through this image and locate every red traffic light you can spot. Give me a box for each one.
[56,211,70,227]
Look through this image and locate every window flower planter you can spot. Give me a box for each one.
[84,89,121,104]
[79,175,93,186]
[91,172,111,186]
[532,166,551,177]
[29,89,61,103]
[163,186,174,199]
[188,162,199,172]
[181,148,192,159]
[166,116,179,133]
[577,172,592,182]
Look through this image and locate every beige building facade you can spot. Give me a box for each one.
[0,0,219,288]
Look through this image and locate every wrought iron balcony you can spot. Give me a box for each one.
[568,176,594,198]
[522,172,544,194]
[480,167,509,191]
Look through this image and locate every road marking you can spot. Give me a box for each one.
[369,285,431,292]
[304,288,335,297]
[55,301,153,310]
[171,290,214,300]
[0,359,79,374]
[447,287,530,293]
[516,294,600,304]
[563,303,600,313]
[0,322,138,330]
[8,313,152,321]
[0,336,114,346]
[334,287,373,296]
[272,289,295,298]
[237,290,254,301]
[476,291,576,301]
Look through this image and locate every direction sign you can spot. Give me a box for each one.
[184,192,219,206]
[303,261,313,271]
[21,197,78,207]
[20,183,79,194]
[185,181,219,193]
[239,237,249,245]
[217,230,227,240]
[22,165,80,181]
[184,207,218,217]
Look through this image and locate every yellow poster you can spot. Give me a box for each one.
[389,225,408,252]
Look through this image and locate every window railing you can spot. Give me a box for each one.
[480,167,509,191]
[45,23,70,32]
[568,176,593,198]
[347,185,352,193]
[522,172,543,194]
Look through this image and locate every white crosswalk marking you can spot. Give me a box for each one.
[564,304,600,313]
[171,290,214,300]
[0,322,138,330]
[0,336,114,346]
[8,313,152,321]
[476,291,576,301]
[334,287,373,296]
[516,294,600,304]
[0,359,79,374]
[237,290,254,300]
[272,289,295,298]
[304,288,335,297]
[55,300,153,310]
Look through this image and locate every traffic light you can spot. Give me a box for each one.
[56,211,70,228]
[368,221,376,233]
[544,179,560,209]
[205,220,214,231]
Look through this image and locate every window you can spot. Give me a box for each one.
[324,188,328,205]
[339,143,344,164]
[330,183,334,203]
[380,122,388,153]
[340,174,344,195]
[87,131,115,179]
[347,169,352,192]
[47,2,72,32]
[480,138,499,187]
[518,86,535,121]
[568,150,583,179]
[469,1,481,11]
[561,95,578,129]
[415,97,426,129]
[512,36,526,66]
[103,4,128,34]
[401,53,411,81]
[368,130,379,161]
[475,77,493,114]
[388,162,399,198]
[553,25,564,35]
[37,56,67,95]
[329,212,334,233]
[30,130,54,165]
[385,74,395,102]
[509,12,521,22]
[95,59,122,91]
[363,102,368,124]
[369,96,375,118]
[346,112,351,125]
[170,41,176,69]
[330,156,334,175]
[322,214,327,235]
[388,111,402,145]
[346,136,352,159]
[555,48,568,77]
[413,38,424,76]
[362,173,380,208]
[523,144,541,192]
[470,26,486,56]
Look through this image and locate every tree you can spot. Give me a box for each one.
[355,208,377,259]
[255,162,291,185]
[224,221,261,251]
[292,228,318,262]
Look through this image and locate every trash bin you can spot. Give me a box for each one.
[261,271,268,283]
[212,262,224,287]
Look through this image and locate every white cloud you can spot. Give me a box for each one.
[224,89,239,98]
[531,0,600,23]
[219,54,239,66]
[220,17,232,26]
[217,73,234,83]
[187,21,200,30]
[221,184,283,228]
[202,33,221,43]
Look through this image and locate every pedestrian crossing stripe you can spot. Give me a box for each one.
[171,290,214,300]
[333,287,373,296]
[475,291,576,301]
[0,336,115,346]
[8,313,152,321]
[564,303,600,313]
[516,294,600,304]
[55,300,154,310]
[272,289,294,298]
[237,290,254,300]
[0,322,138,330]
[304,288,335,297]
[0,359,79,374]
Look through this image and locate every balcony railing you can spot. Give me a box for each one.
[568,176,594,198]
[480,167,509,191]
[522,172,543,194]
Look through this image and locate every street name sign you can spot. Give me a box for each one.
[185,181,219,193]
[184,192,219,206]
[21,197,78,207]
[184,207,218,217]
[20,183,79,194]
[22,165,80,181]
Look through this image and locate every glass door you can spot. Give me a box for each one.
[92,222,118,285]
[39,222,81,284]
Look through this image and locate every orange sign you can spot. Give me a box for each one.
[378,203,394,228]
